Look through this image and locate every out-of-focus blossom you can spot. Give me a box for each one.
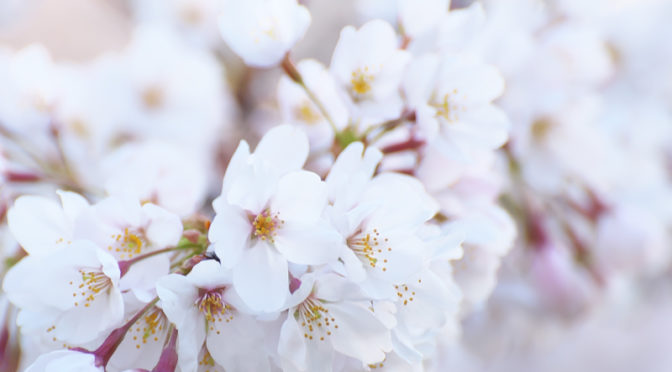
[404,53,508,162]
[398,0,450,38]
[219,0,311,67]
[277,59,349,153]
[330,20,410,125]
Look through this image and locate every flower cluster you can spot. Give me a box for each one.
[0,0,509,371]
[1,0,671,371]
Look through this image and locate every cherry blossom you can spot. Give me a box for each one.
[219,0,311,67]
[157,260,270,372]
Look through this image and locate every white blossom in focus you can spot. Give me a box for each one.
[157,260,270,372]
[209,125,341,312]
[24,350,101,372]
[3,240,124,345]
[278,272,394,370]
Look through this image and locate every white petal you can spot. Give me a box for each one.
[278,314,307,371]
[271,170,327,228]
[25,350,100,372]
[451,104,510,150]
[364,173,439,229]
[208,203,251,268]
[187,259,232,289]
[274,222,342,265]
[326,142,382,208]
[328,302,392,364]
[207,313,270,372]
[226,162,277,213]
[7,195,69,255]
[403,54,441,108]
[437,54,505,104]
[56,190,90,223]
[254,125,309,174]
[141,203,183,248]
[219,140,251,202]
[156,274,199,330]
[233,241,289,312]
[119,255,169,295]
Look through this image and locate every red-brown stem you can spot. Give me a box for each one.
[527,211,550,251]
[381,138,425,154]
[118,247,178,277]
[5,171,41,182]
[563,223,605,287]
[394,168,415,176]
[400,35,411,49]
[281,53,303,84]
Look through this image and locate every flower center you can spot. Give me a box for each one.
[108,227,146,260]
[254,16,280,43]
[350,68,374,97]
[197,289,234,324]
[295,100,322,124]
[128,308,168,350]
[369,361,386,369]
[432,89,464,123]
[141,86,164,110]
[70,268,112,308]
[180,6,203,26]
[252,209,284,243]
[347,228,391,272]
[531,118,553,141]
[296,297,338,342]
[394,283,416,306]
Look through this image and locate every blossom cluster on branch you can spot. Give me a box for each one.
[0,0,671,371]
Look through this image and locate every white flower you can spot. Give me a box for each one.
[129,0,223,48]
[0,45,57,135]
[593,203,668,277]
[219,0,311,67]
[325,142,382,210]
[209,125,341,312]
[278,272,393,370]
[157,260,271,372]
[433,2,486,54]
[57,26,231,166]
[330,20,410,125]
[106,305,171,371]
[100,140,208,216]
[451,205,516,307]
[391,265,461,364]
[404,53,508,162]
[73,195,182,301]
[25,350,101,372]
[3,240,124,345]
[277,59,349,152]
[7,190,88,256]
[398,0,450,38]
[8,191,182,302]
[326,143,439,298]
